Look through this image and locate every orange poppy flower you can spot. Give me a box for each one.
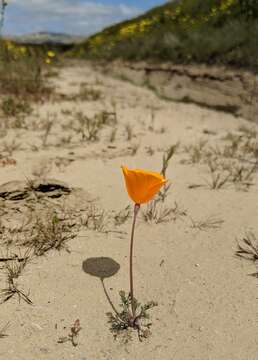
[122,166,166,204]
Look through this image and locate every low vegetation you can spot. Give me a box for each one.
[184,128,258,190]
[71,0,258,70]
[107,291,157,342]
[0,41,51,98]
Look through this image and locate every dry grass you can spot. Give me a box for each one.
[184,134,258,191]
[1,139,21,156]
[55,85,102,102]
[130,142,140,156]
[236,231,258,261]
[225,162,257,189]
[183,139,208,164]
[206,158,232,190]
[31,159,52,180]
[0,322,10,339]
[109,128,117,143]
[146,146,155,156]
[124,123,134,141]
[73,110,117,142]
[142,201,187,224]
[41,114,55,147]
[0,248,33,304]
[80,205,110,233]
[0,42,51,99]
[183,130,258,172]
[190,215,224,231]
[205,158,257,190]
[142,201,174,224]
[159,144,178,201]
[113,205,131,226]
[22,211,76,256]
[78,84,102,101]
[1,96,32,119]
[74,112,102,142]
[143,145,182,223]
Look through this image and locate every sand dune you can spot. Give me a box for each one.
[0,62,258,360]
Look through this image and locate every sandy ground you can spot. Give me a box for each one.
[0,62,258,360]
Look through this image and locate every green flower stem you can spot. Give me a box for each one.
[130,203,140,320]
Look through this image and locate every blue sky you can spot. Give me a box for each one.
[3,0,168,36]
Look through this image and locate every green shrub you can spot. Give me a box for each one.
[1,96,32,117]
[71,0,258,70]
[0,41,46,97]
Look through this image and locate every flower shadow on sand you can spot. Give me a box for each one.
[82,257,121,317]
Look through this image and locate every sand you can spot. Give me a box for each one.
[0,61,258,360]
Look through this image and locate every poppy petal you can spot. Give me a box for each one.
[121,166,166,204]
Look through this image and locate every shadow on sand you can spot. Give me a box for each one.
[82,257,120,316]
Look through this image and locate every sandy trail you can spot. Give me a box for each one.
[0,62,258,360]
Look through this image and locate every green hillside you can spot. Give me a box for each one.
[72,0,258,69]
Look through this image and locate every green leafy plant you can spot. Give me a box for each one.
[107,291,157,341]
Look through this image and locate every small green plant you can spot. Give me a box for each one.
[58,319,82,347]
[107,291,157,341]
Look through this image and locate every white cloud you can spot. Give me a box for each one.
[5,0,140,35]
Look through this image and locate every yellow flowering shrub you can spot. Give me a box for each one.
[73,0,258,69]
